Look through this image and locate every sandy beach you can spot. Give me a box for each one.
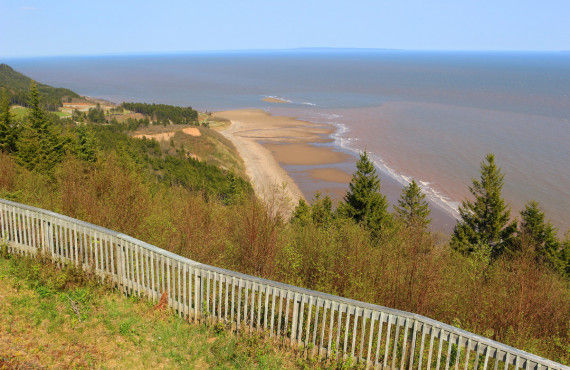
[214,109,351,215]
[214,108,458,232]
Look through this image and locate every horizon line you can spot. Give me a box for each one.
[2,47,570,59]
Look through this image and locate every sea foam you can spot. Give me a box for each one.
[323,116,461,220]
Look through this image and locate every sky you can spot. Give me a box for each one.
[1,0,569,57]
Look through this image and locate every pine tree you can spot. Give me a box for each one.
[396,179,431,229]
[451,153,517,257]
[292,193,334,227]
[0,91,18,152]
[292,199,311,226]
[343,151,391,236]
[310,192,334,227]
[28,83,45,131]
[74,124,97,162]
[561,233,570,277]
[519,201,563,272]
[17,83,66,172]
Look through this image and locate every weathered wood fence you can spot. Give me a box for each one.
[0,198,565,369]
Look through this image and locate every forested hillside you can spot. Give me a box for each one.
[0,67,568,365]
[122,102,198,125]
[0,64,80,110]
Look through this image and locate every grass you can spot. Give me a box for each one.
[199,113,231,130]
[10,105,71,120]
[0,252,318,369]
[10,105,29,120]
[54,110,72,118]
[172,126,245,175]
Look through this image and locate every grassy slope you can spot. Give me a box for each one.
[0,254,307,369]
[134,124,247,176]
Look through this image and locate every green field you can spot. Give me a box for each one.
[54,110,72,118]
[10,105,71,120]
[9,105,29,120]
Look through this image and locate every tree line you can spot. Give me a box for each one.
[121,102,198,125]
[294,151,569,277]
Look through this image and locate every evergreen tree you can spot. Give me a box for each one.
[0,91,18,152]
[28,83,45,131]
[292,193,334,227]
[451,153,517,257]
[17,83,66,172]
[292,199,311,226]
[342,151,391,236]
[396,179,431,229]
[74,124,97,162]
[519,201,563,272]
[561,232,570,277]
[87,104,106,123]
[72,109,86,122]
[310,192,334,227]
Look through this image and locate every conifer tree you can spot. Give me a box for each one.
[74,124,97,162]
[396,179,431,229]
[28,83,45,131]
[17,83,66,172]
[342,151,391,236]
[519,201,563,272]
[292,199,311,226]
[292,193,334,227]
[310,192,334,227]
[561,233,570,277]
[0,91,18,152]
[451,153,517,257]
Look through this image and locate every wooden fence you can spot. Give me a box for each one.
[0,198,565,369]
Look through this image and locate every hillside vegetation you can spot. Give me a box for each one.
[122,102,198,125]
[0,64,80,111]
[0,66,568,365]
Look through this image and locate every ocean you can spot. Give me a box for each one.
[4,50,569,231]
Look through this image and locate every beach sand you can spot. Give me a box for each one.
[213,109,348,215]
[214,108,457,232]
[307,168,353,183]
[264,144,351,165]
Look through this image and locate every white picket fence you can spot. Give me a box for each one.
[0,198,566,369]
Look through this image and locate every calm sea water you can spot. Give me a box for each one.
[4,50,569,230]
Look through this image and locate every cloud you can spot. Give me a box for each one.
[20,6,38,11]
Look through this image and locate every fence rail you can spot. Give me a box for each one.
[0,198,565,369]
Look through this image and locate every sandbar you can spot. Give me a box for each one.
[264,144,351,166]
[262,97,290,104]
[214,109,349,215]
[307,168,352,183]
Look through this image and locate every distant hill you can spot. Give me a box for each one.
[0,63,80,111]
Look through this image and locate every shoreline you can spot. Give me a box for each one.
[214,109,342,216]
[325,117,461,221]
[216,107,458,231]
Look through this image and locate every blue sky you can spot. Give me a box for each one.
[1,0,569,57]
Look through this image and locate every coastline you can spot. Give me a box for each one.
[214,109,351,216]
[215,107,458,232]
